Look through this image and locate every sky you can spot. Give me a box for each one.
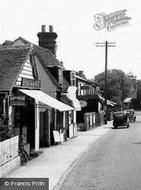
[0,0,141,79]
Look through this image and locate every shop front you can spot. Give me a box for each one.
[60,86,81,139]
[15,89,74,151]
[9,91,35,156]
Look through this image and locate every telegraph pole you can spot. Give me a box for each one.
[96,41,116,124]
[121,72,124,110]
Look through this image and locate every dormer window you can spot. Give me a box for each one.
[58,68,63,86]
[70,71,76,86]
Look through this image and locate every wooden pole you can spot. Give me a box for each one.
[104,41,108,124]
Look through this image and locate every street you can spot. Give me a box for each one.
[59,111,141,190]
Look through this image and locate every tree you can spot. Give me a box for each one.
[93,69,133,105]
[135,80,141,109]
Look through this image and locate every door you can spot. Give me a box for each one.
[40,110,50,147]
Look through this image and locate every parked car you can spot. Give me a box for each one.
[113,111,130,129]
[125,109,136,122]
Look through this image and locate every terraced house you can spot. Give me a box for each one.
[0,25,82,176]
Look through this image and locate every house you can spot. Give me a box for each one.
[75,71,101,128]
[61,70,81,137]
[0,24,86,154]
[0,43,76,154]
[0,25,83,176]
[61,69,104,130]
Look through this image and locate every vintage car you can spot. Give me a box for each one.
[113,111,130,129]
[125,109,136,122]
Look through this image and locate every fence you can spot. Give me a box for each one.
[83,111,104,131]
[0,136,19,167]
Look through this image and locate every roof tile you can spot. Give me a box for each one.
[0,45,31,91]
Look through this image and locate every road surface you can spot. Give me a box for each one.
[59,111,141,190]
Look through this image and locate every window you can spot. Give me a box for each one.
[70,71,76,86]
[58,69,63,86]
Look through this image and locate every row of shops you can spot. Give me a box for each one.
[0,25,116,176]
[0,43,81,156]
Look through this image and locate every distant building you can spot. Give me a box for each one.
[75,71,100,125]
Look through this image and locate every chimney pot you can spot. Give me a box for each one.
[49,25,53,33]
[41,25,46,32]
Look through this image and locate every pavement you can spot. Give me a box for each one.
[6,121,113,190]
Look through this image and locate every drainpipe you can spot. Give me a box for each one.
[35,100,40,151]
[3,98,6,118]
[54,109,57,130]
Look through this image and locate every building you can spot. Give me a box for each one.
[75,71,100,126]
[0,42,76,154]
[61,69,104,130]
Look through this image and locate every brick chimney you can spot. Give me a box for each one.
[37,25,58,56]
[79,70,85,78]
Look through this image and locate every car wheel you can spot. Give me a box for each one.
[127,123,130,128]
[113,125,118,129]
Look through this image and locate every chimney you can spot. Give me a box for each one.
[41,25,46,32]
[37,25,58,56]
[79,70,84,77]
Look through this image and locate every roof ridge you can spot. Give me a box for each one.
[0,44,31,50]
[15,36,57,58]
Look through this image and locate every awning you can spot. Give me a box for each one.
[60,94,81,111]
[69,97,81,111]
[98,95,117,106]
[19,89,74,111]
[123,97,132,103]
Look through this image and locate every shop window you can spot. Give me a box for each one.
[68,111,73,125]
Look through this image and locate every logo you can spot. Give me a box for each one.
[94,9,131,31]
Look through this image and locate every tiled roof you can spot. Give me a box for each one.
[0,45,31,91]
[60,94,73,107]
[0,36,65,90]
[12,37,63,88]
[13,37,63,68]
[34,45,63,68]
[13,36,30,45]
[2,40,13,46]
[76,75,99,86]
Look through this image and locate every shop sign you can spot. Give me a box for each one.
[9,96,26,106]
[81,85,90,90]
[53,130,61,143]
[96,86,100,93]
[21,78,41,89]
[79,100,87,107]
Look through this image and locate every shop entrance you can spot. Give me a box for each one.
[13,105,35,149]
[40,110,50,147]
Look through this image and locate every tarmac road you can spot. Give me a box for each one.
[59,111,141,190]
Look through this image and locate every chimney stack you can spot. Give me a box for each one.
[79,70,84,77]
[37,25,58,56]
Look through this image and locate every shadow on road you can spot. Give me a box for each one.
[112,127,129,129]
[134,121,141,123]
[133,142,141,144]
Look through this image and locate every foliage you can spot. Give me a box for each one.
[93,69,134,104]
[135,80,141,108]
[0,115,13,142]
